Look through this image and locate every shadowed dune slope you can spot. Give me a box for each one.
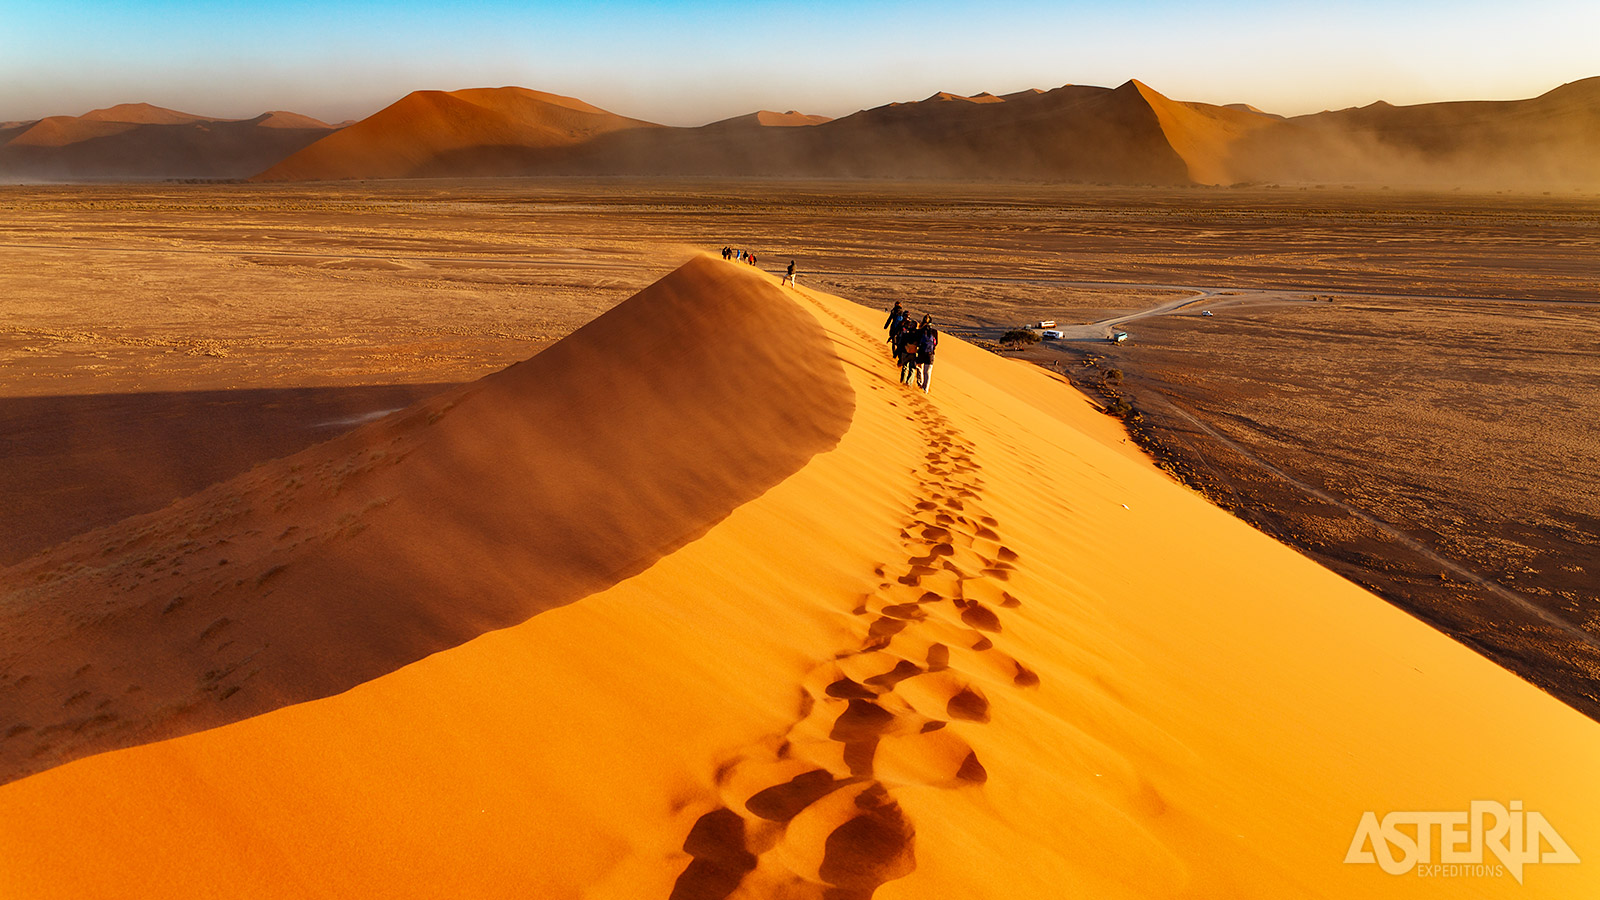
[247,78,1600,185]
[477,80,1194,183]
[0,384,455,567]
[796,80,1191,181]
[0,264,1594,898]
[5,116,139,149]
[251,86,658,181]
[9,78,1600,183]
[1129,80,1280,185]
[0,255,852,786]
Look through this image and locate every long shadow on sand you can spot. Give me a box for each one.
[0,384,457,567]
[0,257,853,787]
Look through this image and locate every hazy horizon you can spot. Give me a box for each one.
[5,0,1598,126]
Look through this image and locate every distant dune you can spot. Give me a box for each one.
[1127,80,1282,185]
[77,103,213,126]
[252,110,336,130]
[0,257,1594,897]
[247,77,1600,186]
[251,86,658,181]
[8,78,1600,184]
[706,109,834,128]
[0,103,338,181]
[460,81,1198,183]
[1223,102,1281,118]
[1233,76,1600,185]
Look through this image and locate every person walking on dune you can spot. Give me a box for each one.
[885,302,906,340]
[885,302,910,377]
[781,260,797,287]
[913,314,938,393]
[899,318,923,386]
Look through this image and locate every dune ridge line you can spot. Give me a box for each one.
[0,254,852,786]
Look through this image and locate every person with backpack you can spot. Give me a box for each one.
[912,314,938,392]
[781,260,797,287]
[884,302,905,334]
[885,302,907,356]
[885,303,911,378]
[899,319,923,386]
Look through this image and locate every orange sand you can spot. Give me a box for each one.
[0,257,850,783]
[253,87,655,181]
[0,257,1594,897]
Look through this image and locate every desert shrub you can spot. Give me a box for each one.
[1104,399,1134,417]
[1000,329,1041,347]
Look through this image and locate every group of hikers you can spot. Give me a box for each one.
[716,249,932,391]
[722,246,800,288]
[884,301,938,393]
[720,247,759,268]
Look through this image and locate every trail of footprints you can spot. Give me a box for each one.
[670,309,1038,899]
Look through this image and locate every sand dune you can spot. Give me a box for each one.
[0,103,338,180]
[914,91,1005,104]
[484,80,1194,183]
[11,78,1598,184]
[78,103,213,126]
[1128,80,1281,185]
[0,256,850,785]
[0,257,1593,897]
[799,81,1193,181]
[706,110,834,128]
[251,110,336,129]
[251,87,658,181]
[4,115,140,149]
[1224,102,1282,118]
[263,77,1598,185]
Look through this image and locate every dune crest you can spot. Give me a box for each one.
[251,86,658,181]
[1128,80,1280,185]
[78,103,211,126]
[251,110,335,129]
[0,260,1593,897]
[0,255,851,786]
[707,110,834,128]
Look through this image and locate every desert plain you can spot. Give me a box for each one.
[1,178,1597,897]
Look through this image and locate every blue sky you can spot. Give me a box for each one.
[3,0,1596,124]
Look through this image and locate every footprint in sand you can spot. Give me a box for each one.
[667,316,1041,899]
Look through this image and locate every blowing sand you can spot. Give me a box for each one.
[0,256,1595,897]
